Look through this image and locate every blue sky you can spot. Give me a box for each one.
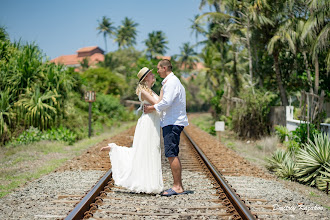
[0,0,207,60]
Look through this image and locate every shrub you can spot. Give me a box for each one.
[295,133,330,189]
[274,125,289,143]
[316,162,330,191]
[93,93,135,122]
[10,126,77,146]
[232,89,276,139]
[266,149,296,180]
[291,123,320,145]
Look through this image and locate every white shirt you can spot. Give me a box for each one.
[154,72,189,127]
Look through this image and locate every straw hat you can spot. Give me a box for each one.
[137,67,153,82]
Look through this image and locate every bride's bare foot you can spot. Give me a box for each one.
[100,146,111,151]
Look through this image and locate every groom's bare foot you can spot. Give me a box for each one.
[162,186,184,195]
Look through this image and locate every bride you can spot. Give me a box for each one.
[100,67,164,194]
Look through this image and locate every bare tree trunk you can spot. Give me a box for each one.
[273,51,288,106]
[303,51,312,91]
[233,49,240,96]
[314,55,319,95]
[226,84,231,116]
[246,19,254,90]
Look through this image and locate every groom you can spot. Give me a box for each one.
[144,59,189,196]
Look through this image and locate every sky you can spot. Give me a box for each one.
[0,0,207,60]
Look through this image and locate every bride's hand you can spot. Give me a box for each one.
[100,146,111,151]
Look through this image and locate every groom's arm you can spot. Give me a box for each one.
[153,83,177,112]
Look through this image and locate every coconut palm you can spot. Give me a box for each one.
[190,14,205,53]
[97,16,116,53]
[199,0,222,12]
[301,0,330,93]
[144,31,168,59]
[115,17,138,49]
[177,42,200,70]
[199,44,221,94]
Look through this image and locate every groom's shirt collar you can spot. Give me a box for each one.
[162,72,174,85]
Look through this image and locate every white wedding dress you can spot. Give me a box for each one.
[108,92,164,194]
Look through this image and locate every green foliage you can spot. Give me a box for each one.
[81,67,127,95]
[232,89,276,139]
[266,149,296,180]
[15,86,61,130]
[10,126,77,146]
[210,90,224,118]
[100,47,142,75]
[268,122,330,191]
[93,93,135,123]
[291,123,320,145]
[295,133,330,189]
[144,31,168,59]
[274,125,289,143]
[316,162,330,191]
[0,89,14,142]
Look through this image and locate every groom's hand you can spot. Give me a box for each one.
[144,104,155,113]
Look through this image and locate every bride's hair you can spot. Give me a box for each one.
[135,81,153,96]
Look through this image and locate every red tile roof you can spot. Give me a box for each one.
[50,46,104,70]
[76,46,100,53]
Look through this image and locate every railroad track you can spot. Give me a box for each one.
[64,130,257,220]
[1,122,328,219]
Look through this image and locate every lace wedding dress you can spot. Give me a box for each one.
[108,92,163,194]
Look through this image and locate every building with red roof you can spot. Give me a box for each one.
[50,46,104,71]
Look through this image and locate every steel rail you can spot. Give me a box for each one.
[183,130,256,220]
[65,169,112,220]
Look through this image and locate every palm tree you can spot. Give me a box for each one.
[199,0,222,12]
[97,16,116,53]
[301,0,330,94]
[199,44,221,94]
[144,31,168,59]
[115,17,138,49]
[190,14,205,53]
[177,42,200,70]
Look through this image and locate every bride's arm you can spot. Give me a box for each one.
[140,89,159,105]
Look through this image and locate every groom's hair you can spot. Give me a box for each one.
[159,59,172,72]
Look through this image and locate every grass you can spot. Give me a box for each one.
[0,121,135,198]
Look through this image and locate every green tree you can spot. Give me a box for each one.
[177,42,200,70]
[82,67,127,95]
[301,0,330,93]
[144,31,168,59]
[115,17,138,49]
[97,16,116,53]
[0,26,9,41]
[190,14,205,53]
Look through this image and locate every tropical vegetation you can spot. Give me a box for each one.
[1,0,329,193]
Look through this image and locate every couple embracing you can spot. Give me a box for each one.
[101,59,189,196]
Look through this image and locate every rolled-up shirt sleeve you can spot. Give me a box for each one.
[154,83,177,112]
